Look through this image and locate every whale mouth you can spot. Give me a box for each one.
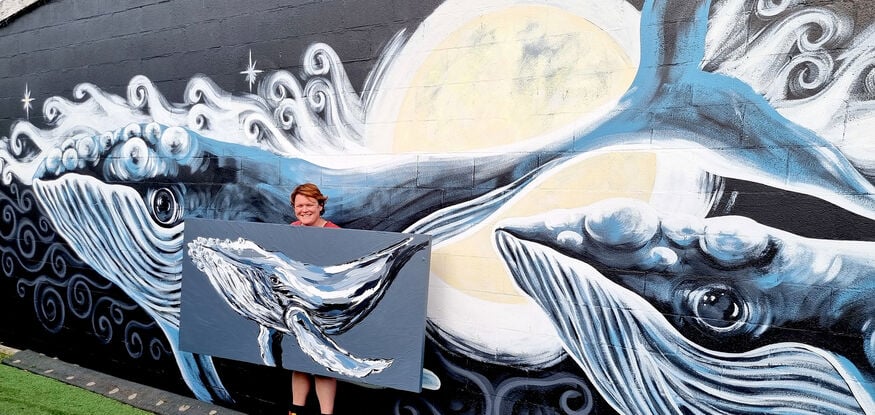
[493,228,875,415]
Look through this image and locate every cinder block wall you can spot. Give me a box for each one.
[2,1,874,414]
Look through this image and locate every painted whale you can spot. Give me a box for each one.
[493,201,875,414]
[185,235,427,377]
[30,174,230,402]
[498,197,875,370]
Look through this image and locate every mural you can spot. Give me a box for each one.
[2,0,875,413]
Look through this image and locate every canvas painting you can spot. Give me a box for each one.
[180,218,432,392]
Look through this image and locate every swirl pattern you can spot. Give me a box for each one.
[395,347,596,415]
[0,175,172,363]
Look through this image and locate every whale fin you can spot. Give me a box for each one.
[284,307,392,378]
[257,326,281,367]
[404,168,545,245]
[421,368,441,390]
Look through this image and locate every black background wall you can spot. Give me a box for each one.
[0,0,443,134]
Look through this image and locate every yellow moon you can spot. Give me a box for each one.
[391,5,650,303]
[393,5,637,151]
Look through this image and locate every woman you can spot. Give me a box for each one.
[289,182,339,415]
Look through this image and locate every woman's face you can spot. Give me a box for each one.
[293,194,322,226]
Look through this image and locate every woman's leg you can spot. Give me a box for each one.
[314,375,337,414]
[291,371,311,406]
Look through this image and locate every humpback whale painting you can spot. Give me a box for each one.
[3,0,875,413]
[179,219,432,391]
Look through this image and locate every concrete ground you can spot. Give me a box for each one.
[0,344,245,415]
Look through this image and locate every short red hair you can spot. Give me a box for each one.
[290,183,328,214]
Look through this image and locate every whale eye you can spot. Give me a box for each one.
[148,187,182,225]
[687,284,748,333]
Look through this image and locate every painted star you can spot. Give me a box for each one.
[240,50,263,92]
[21,84,34,119]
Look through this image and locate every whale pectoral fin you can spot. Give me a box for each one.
[156,317,233,404]
[421,368,441,390]
[257,326,282,367]
[174,351,234,403]
[284,307,392,378]
[404,171,542,244]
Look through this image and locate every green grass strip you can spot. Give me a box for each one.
[0,358,152,415]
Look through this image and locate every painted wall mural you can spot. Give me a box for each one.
[3,0,875,413]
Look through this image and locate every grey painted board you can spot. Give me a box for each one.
[179,218,431,392]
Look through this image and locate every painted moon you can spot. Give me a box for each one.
[366,0,643,366]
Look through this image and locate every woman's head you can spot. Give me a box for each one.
[291,183,328,225]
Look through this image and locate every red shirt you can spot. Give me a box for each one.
[290,220,340,228]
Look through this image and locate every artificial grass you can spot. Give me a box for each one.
[0,354,152,415]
